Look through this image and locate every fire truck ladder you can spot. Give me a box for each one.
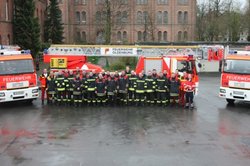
[45,45,200,57]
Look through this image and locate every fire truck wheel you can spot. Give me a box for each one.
[226,99,235,105]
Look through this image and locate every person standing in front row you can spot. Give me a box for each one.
[39,68,48,105]
[183,74,196,109]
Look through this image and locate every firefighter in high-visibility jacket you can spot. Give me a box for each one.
[65,70,75,104]
[179,71,188,106]
[156,72,169,106]
[81,70,88,103]
[183,74,196,109]
[86,71,97,105]
[95,74,107,105]
[134,73,147,106]
[128,71,137,105]
[106,73,117,105]
[55,70,66,104]
[72,74,83,107]
[145,71,156,105]
[39,68,48,104]
[46,71,56,104]
[117,71,128,104]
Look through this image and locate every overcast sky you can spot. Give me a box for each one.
[197,0,247,8]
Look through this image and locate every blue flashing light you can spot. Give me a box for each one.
[43,49,48,54]
[21,50,31,54]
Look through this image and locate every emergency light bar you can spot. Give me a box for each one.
[0,50,31,55]
[0,45,20,50]
[232,50,250,55]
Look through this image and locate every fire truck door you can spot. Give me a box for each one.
[144,59,162,73]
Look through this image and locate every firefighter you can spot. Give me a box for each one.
[179,71,188,106]
[39,68,48,105]
[145,71,156,105]
[81,70,88,103]
[117,71,128,105]
[125,66,131,77]
[114,71,120,80]
[106,73,117,105]
[86,71,97,105]
[72,74,83,107]
[66,70,75,104]
[46,71,56,104]
[184,74,196,109]
[55,70,66,104]
[75,67,81,76]
[95,74,107,105]
[128,71,137,105]
[105,71,111,80]
[169,73,181,106]
[134,73,147,106]
[156,72,169,106]
[152,69,158,79]
[163,70,169,79]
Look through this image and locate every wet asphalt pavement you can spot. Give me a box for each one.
[0,74,250,166]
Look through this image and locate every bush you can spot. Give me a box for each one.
[109,62,126,71]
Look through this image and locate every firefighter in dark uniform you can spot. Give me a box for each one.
[46,71,56,104]
[73,74,83,107]
[117,71,128,104]
[95,74,107,105]
[125,66,131,77]
[66,70,75,104]
[55,70,66,104]
[169,73,181,106]
[86,71,97,105]
[81,70,88,104]
[128,71,137,105]
[156,72,169,106]
[145,71,156,105]
[134,73,147,106]
[106,73,117,105]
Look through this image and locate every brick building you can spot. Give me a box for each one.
[0,0,47,45]
[60,0,197,44]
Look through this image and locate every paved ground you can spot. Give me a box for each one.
[0,74,250,166]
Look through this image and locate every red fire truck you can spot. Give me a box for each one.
[219,51,250,104]
[0,48,39,103]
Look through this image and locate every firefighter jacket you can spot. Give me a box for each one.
[46,76,56,93]
[96,78,106,95]
[39,73,48,88]
[107,77,117,95]
[183,80,196,93]
[66,74,75,92]
[117,75,128,93]
[81,77,87,91]
[55,75,65,92]
[145,76,156,93]
[125,70,131,77]
[169,77,180,94]
[152,73,158,80]
[73,78,83,95]
[86,76,96,91]
[134,77,147,93]
[156,77,169,92]
[128,75,137,91]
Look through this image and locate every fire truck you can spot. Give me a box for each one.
[0,47,39,103]
[219,50,250,104]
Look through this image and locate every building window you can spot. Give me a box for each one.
[7,34,10,45]
[184,11,188,24]
[143,11,148,24]
[96,0,104,4]
[76,31,81,42]
[137,11,143,24]
[178,0,188,5]
[157,0,168,4]
[122,11,128,23]
[157,11,162,24]
[178,11,183,24]
[5,0,9,21]
[136,0,148,5]
[143,31,147,41]
[178,31,182,41]
[117,31,122,41]
[138,31,142,41]
[163,11,168,24]
[163,31,167,41]
[82,31,86,42]
[123,31,127,40]
[116,11,122,24]
[184,31,188,41]
[158,31,162,41]
[75,11,80,23]
[82,0,87,4]
[82,11,86,23]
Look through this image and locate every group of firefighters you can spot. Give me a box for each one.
[39,66,196,109]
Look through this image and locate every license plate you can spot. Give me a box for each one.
[233,91,244,96]
[234,82,245,88]
[12,82,24,88]
[13,91,24,95]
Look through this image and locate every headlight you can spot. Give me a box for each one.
[220,89,226,93]
[32,89,38,93]
[0,92,5,97]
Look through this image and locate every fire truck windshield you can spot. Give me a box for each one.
[224,59,250,74]
[0,59,34,75]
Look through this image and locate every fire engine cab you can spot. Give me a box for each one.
[0,47,39,103]
[219,51,250,104]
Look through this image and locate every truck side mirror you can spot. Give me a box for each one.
[198,63,202,68]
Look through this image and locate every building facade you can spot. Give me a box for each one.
[0,0,47,45]
[60,0,197,44]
